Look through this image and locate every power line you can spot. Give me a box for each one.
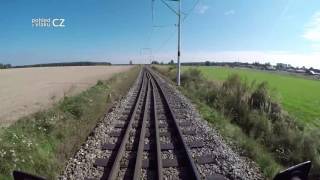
[145,0,156,47]
[149,0,176,54]
[183,0,200,22]
[152,0,155,24]
[156,0,182,86]
[146,29,154,46]
[160,0,179,15]
[153,24,175,28]
[148,0,201,85]
[154,28,177,53]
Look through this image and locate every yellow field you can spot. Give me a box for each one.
[0,66,132,126]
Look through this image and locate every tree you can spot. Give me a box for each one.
[0,63,11,69]
[205,61,210,66]
[129,60,133,65]
[168,60,174,65]
[151,61,159,64]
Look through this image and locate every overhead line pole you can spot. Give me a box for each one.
[155,0,201,85]
[159,0,181,86]
[177,0,181,86]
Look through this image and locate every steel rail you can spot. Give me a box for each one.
[150,77,163,180]
[133,78,151,179]
[104,71,148,180]
[147,68,201,180]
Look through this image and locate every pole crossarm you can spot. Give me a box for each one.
[160,0,179,15]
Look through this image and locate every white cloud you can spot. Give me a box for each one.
[303,12,320,42]
[224,10,235,16]
[195,4,209,14]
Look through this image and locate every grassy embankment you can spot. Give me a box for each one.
[153,65,320,179]
[0,66,140,180]
[193,66,320,127]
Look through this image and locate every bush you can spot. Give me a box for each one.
[250,82,271,112]
[180,68,204,86]
[96,80,104,86]
[154,66,320,178]
[60,96,84,119]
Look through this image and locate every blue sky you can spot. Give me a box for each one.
[0,0,320,68]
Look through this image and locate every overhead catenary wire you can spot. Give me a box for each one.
[152,0,155,23]
[149,0,176,58]
[154,28,177,54]
[160,0,179,15]
[153,24,176,28]
[182,0,200,22]
[147,0,201,50]
[149,0,181,85]
[144,0,156,48]
[147,0,201,83]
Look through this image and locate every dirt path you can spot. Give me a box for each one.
[0,66,132,127]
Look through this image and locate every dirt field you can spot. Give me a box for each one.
[0,66,133,127]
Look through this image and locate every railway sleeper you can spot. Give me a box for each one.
[101,140,204,151]
[108,129,195,137]
[94,157,185,169]
[94,154,215,169]
[109,130,170,137]
[114,122,167,129]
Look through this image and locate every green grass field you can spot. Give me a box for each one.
[187,66,320,126]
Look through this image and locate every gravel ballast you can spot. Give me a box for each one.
[153,70,263,179]
[60,68,263,180]
[59,71,144,179]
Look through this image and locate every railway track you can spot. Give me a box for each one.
[91,67,224,180]
[57,66,263,180]
[13,66,311,180]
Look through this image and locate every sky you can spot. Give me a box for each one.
[0,0,320,68]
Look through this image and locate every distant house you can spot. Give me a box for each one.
[287,68,296,73]
[266,65,276,71]
[295,69,306,74]
[308,70,320,76]
[276,63,288,70]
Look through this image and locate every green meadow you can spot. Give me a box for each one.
[188,66,320,126]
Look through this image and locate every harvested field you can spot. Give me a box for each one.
[0,66,132,126]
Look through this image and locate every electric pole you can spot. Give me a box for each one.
[177,0,181,86]
[158,0,182,86]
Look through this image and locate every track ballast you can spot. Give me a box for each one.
[60,67,263,180]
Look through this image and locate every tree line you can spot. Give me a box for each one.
[0,63,12,69]
[0,61,111,69]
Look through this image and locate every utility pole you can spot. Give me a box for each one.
[177,0,181,86]
[159,0,181,86]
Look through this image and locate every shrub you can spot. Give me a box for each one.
[154,66,320,177]
[250,82,271,112]
[59,96,84,119]
[96,80,104,86]
[180,68,204,86]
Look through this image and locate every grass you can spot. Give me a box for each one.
[0,66,140,180]
[188,66,320,126]
[153,65,320,179]
[190,100,282,179]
